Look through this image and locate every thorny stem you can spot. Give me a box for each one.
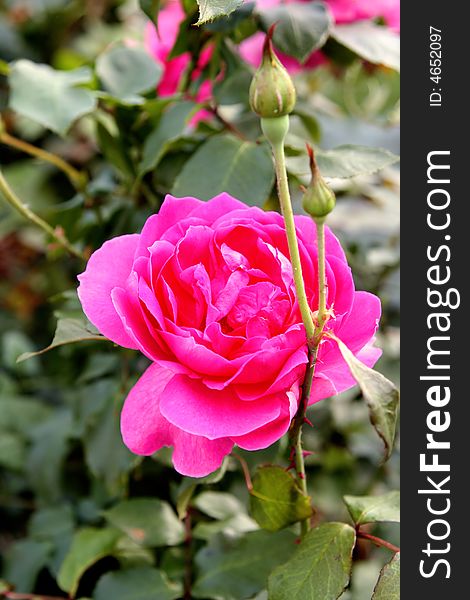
[265,117,329,537]
[357,530,400,554]
[0,169,86,261]
[0,131,87,190]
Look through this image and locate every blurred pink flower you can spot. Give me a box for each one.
[328,0,400,31]
[240,0,400,71]
[78,194,382,477]
[144,0,213,119]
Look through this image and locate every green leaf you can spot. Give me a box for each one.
[96,44,162,104]
[343,491,400,526]
[192,491,258,540]
[57,527,122,597]
[0,396,51,434]
[372,553,400,600]
[332,22,400,72]
[82,386,135,494]
[2,539,51,593]
[28,505,75,578]
[193,529,297,600]
[329,334,399,461]
[16,317,106,363]
[268,523,356,600]
[259,2,332,63]
[139,0,161,27]
[96,120,135,178]
[29,505,75,540]
[139,101,198,176]
[293,108,321,142]
[26,409,73,504]
[94,567,182,600]
[194,491,245,520]
[193,513,258,541]
[0,431,26,470]
[172,135,275,206]
[195,0,243,26]
[249,465,312,532]
[9,60,96,135]
[103,498,185,547]
[315,145,399,179]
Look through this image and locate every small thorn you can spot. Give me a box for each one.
[302,450,314,458]
[304,417,313,427]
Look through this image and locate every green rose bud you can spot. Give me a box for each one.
[249,26,296,119]
[302,144,336,222]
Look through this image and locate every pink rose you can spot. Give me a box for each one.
[144,0,213,116]
[328,0,400,32]
[77,194,381,477]
[240,0,400,71]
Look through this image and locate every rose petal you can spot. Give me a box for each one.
[137,196,202,258]
[77,234,139,348]
[336,291,381,352]
[232,384,299,450]
[160,375,282,439]
[121,363,233,476]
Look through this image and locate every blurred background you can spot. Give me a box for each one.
[0,1,399,598]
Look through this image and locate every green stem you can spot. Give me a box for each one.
[262,117,330,538]
[0,169,85,261]
[1,132,87,190]
[313,218,328,344]
[265,120,316,344]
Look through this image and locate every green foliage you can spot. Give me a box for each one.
[94,567,182,600]
[9,61,97,135]
[196,0,244,26]
[96,44,163,104]
[192,491,257,540]
[259,2,332,63]
[17,317,106,362]
[332,22,400,72]
[344,491,400,526]
[2,539,51,593]
[103,499,185,547]
[331,334,400,461]
[372,553,400,599]
[172,135,275,205]
[140,101,198,176]
[249,465,312,531]
[139,0,162,27]
[193,530,297,599]
[315,145,399,179]
[58,528,123,596]
[268,523,356,600]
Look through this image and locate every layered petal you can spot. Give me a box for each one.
[160,375,282,439]
[121,363,233,476]
[77,234,139,348]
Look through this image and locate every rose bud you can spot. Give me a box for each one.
[249,25,296,119]
[302,144,336,222]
